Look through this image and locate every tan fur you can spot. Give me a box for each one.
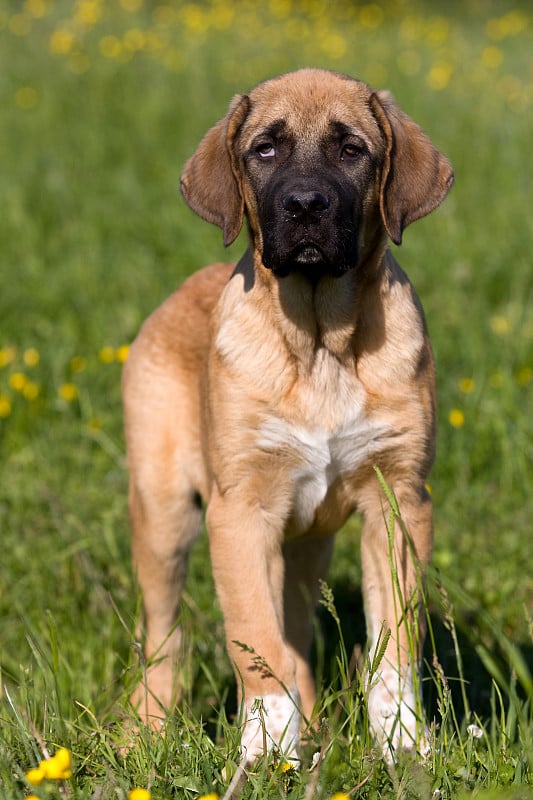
[123,68,453,762]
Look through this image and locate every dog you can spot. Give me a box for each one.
[122,68,453,764]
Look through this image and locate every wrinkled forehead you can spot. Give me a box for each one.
[239,71,382,150]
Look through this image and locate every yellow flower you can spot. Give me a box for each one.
[280,761,294,772]
[59,383,78,401]
[26,748,72,786]
[99,35,122,59]
[399,14,423,43]
[359,4,383,29]
[98,345,116,363]
[128,790,151,800]
[427,62,453,91]
[15,86,38,109]
[319,32,347,59]
[26,766,45,786]
[516,366,532,386]
[50,27,75,55]
[331,793,351,800]
[75,0,102,27]
[41,758,67,780]
[458,377,475,394]
[23,380,40,400]
[53,747,72,773]
[115,344,130,363]
[123,28,146,52]
[40,748,72,780]
[70,355,87,372]
[448,408,465,428]
[490,315,511,335]
[270,0,291,20]
[198,794,219,800]
[0,346,17,367]
[181,4,208,33]
[26,795,41,800]
[26,0,48,18]
[23,347,40,367]
[0,394,11,418]
[426,17,449,45]
[10,372,27,392]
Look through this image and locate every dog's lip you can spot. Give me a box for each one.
[290,241,326,264]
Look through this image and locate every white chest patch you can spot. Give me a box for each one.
[257,409,390,529]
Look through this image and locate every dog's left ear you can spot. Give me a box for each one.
[180,94,251,246]
[370,90,454,245]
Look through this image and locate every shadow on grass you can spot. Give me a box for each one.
[317,577,533,728]
[206,571,533,746]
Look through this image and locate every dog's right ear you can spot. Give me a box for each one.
[180,94,250,247]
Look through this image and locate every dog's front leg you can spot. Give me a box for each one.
[207,485,300,765]
[360,485,433,758]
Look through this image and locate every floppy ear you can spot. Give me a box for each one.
[370,90,454,245]
[180,94,250,246]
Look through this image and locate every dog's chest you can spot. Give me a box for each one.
[258,404,390,533]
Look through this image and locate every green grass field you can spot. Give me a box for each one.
[1,1,532,798]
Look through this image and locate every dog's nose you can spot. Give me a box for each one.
[282,191,330,222]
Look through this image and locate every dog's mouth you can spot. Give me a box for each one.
[291,242,326,266]
[267,241,332,279]
[264,241,356,283]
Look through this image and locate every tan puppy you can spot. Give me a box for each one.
[123,68,453,764]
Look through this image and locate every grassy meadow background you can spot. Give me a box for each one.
[1,0,532,797]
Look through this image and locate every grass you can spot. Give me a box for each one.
[0,0,532,797]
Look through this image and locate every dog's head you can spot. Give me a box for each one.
[181,69,454,279]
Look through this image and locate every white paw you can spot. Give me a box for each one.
[240,688,300,765]
[367,665,427,760]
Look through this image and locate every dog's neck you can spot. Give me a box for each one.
[243,246,388,366]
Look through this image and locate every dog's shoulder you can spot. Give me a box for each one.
[127,261,235,371]
[356,251,434,390]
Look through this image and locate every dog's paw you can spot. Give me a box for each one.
[240,689,301,766]
[367,665,428,761]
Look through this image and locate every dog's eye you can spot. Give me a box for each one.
[256,143,276,160]
[340,142,365,161]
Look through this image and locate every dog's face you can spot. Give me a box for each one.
[238,75,379,278]
[181,69,453,279]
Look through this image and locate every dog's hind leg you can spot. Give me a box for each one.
[282,534,335,724]
[128,470,202,725]
[123,332,205,726]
